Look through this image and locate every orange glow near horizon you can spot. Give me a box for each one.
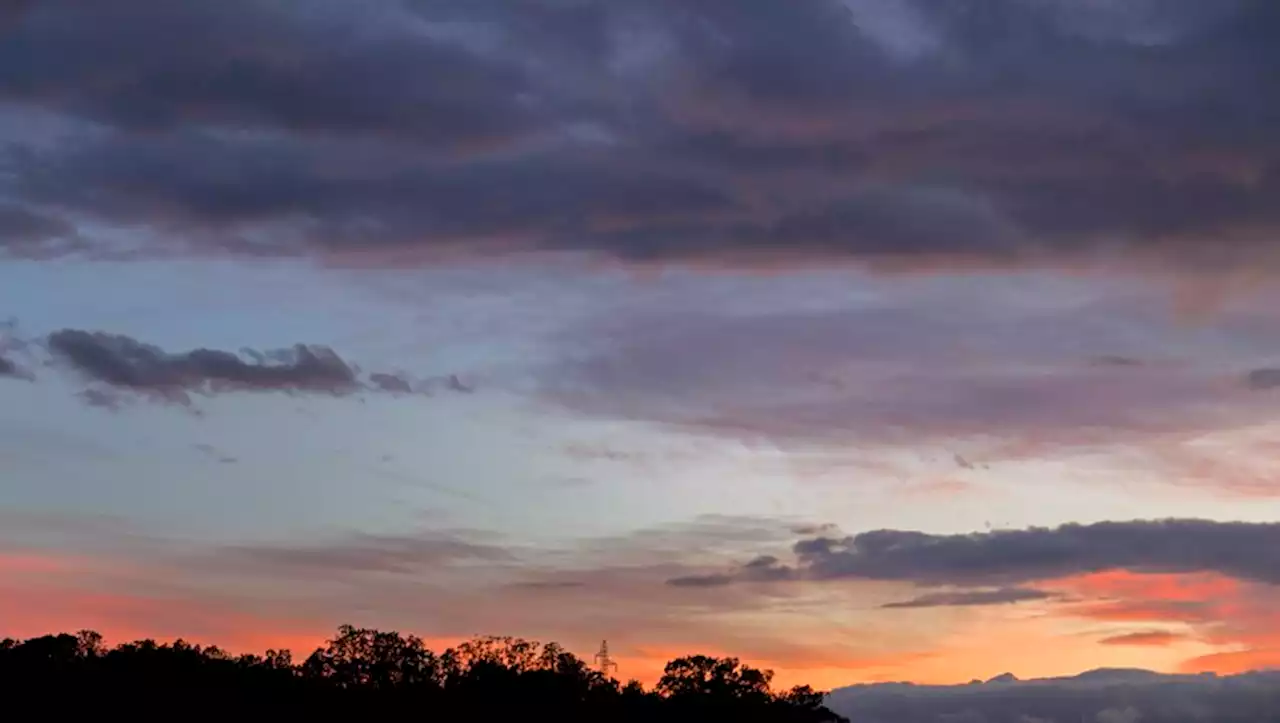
[4,559,1279,688]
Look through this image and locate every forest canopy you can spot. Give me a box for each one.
[0,625,847,722]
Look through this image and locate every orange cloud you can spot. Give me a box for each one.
[1098,631,1190,647]
[0,551,80,576]
[1050,570,1243,606]
[1040,570,1280,675]
[1181,646,1280,675]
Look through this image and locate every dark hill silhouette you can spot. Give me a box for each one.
[0,625,847,722]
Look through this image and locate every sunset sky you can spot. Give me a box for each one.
[3,0,1280,690]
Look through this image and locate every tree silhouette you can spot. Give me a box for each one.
[0,625,849,722]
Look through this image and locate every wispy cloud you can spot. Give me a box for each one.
[209,531,515,577]
[881,588,1054,609]
[539,288,1280,469]
[1098,630,1190,647]
[0,511,906,685]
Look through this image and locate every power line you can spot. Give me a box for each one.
[593,639,618,677]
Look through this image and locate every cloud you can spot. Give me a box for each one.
[539,292,1280,457]
[0,0,34,32]
[0,353,21,378]
[210,531,514,577]
[0,322,32,380]
[34,328,466,407]
[3,510,1276,691]
[666,572,734,589]
[828,668,1280,723]
[46,329,361,403]
[0,511,909,689]
[881,588,1054,609]
[1098,631,1189,648]
[368,372,414,394]
[0,203,76,248]
[75,388,124,411]
[671,519,1280,589]
[1244,368,1280,390]
[1,1,1279,270]
[0,0,542,148]
[1091,355,1145,368]
[192,443,238,465]
[1052,570,1280,673]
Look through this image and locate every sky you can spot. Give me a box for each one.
[3,0,1280,690]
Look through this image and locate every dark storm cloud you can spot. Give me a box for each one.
[3,131,732,255]
[0,1,33,35]
[668,519,1280,588]
[880,587,1054,609]
[0,0,542,148]
[0,203,73,244]
[41,328,464,406]
[3,0,1280,267]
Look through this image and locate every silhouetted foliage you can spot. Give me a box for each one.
[0,626,847,722]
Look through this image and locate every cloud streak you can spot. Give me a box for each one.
[210,531,514,577]
[1098,631,1190,647]
[539,290,1280,462]
[880,588,1054,610]
[0,512,907,688]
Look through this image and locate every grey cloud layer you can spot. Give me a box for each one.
[2,0,1280,267]
[0,203,74,246]
[668,519,1280,589]
[212,531,514,577]
[541,291,1280,452]
[828,669,1280,723]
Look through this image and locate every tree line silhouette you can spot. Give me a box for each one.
[0,625,848,721]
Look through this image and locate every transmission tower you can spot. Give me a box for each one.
[593,639,618,677]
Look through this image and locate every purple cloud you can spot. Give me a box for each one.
[668,519,1280,589]
[35,327,470,408]
[1,1,1279,271]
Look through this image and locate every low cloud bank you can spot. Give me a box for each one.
[827,668,1280,723]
